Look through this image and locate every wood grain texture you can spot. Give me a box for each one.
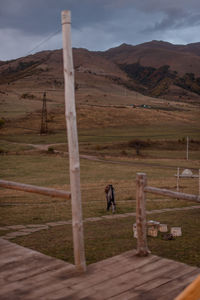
[1,238,199,299]
[136,173,150,256]
[0,179,71,199]
[62,10,86,272]
[145,186,200,202]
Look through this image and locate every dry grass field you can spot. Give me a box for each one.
[0,77,200,267]
[12,209,200,267]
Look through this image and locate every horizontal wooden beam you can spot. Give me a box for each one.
[144,186,200,203]
[0,179,71,199]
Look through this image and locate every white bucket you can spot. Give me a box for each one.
[171,227,182,237]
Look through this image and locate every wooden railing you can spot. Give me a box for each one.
[0,179,71,199]
[136,173,200,256]
[144,186,200,203]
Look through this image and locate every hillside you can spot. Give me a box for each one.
[102,41,200,76]
[0,40,200,106]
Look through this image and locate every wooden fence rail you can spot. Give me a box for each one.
[136,173,200,256]
[144,186,200,203]
[0,179,71,199]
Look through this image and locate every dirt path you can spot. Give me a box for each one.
[2,140,199,170]
[16,142,200,170]
[1,205,200,240]
[29,143,200,170]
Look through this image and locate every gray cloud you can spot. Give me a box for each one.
[0,0,112,34]
[0,0,200,60]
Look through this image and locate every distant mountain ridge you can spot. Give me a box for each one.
[101,40,200,76]
[0,40,200,102]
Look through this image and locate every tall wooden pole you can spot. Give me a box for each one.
[136,173,150,256]
[61,10,86,272]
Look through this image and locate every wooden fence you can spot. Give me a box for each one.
[0,180,71,199]
[175,167,200,195]
[136,173,200,256]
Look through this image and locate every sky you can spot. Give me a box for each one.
[0,0,200,61]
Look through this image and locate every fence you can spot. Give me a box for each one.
[136,173,200,256]
[175,167,200,195]
[0,180,71,199]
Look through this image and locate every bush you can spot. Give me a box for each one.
[21,93,35,99]
[0,119,5,128]
[47,147,54,154]
[0,148,6,154]
[128,139,150,155]
[121,150,128,156]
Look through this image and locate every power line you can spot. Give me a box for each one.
[26,28,61,56]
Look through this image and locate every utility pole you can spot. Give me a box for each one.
[40,92,48,134]
[62,10,86,272]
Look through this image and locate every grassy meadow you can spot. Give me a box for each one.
[0,88,200,267]
[13,209,200,267]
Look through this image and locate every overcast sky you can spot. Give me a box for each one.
[0,0,200,61]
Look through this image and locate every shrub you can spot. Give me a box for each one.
[47,147,54,154]
[128,139,150,155]
[0,119,5,128]
[21,93,35,99]
[121,150,128,156]
[0,148,6,154]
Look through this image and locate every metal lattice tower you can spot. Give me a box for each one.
[40,92,48,134]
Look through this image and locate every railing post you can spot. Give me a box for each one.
[136,173,150,256]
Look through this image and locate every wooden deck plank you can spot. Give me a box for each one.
[42,252,159,293]
[0,238,75,299]
[0,259,72,282]
[68,257,188,299]
[68,255,160,294]
[0,268,76,299]
[141,269,200,300]
[0,238,199,300]
[71,256,161,292]
[134,264,198,293]
[20,282,75,300]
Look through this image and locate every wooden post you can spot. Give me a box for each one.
[136,173,150,256]
[61,10,86,272]
[186,136,189,160]
[177,167,180,192]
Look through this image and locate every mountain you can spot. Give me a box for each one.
[102,41,200,76]
[0,40,200,103]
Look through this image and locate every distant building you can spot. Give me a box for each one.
[140,104,151,108]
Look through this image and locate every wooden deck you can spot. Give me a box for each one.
[0,238,199,300]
